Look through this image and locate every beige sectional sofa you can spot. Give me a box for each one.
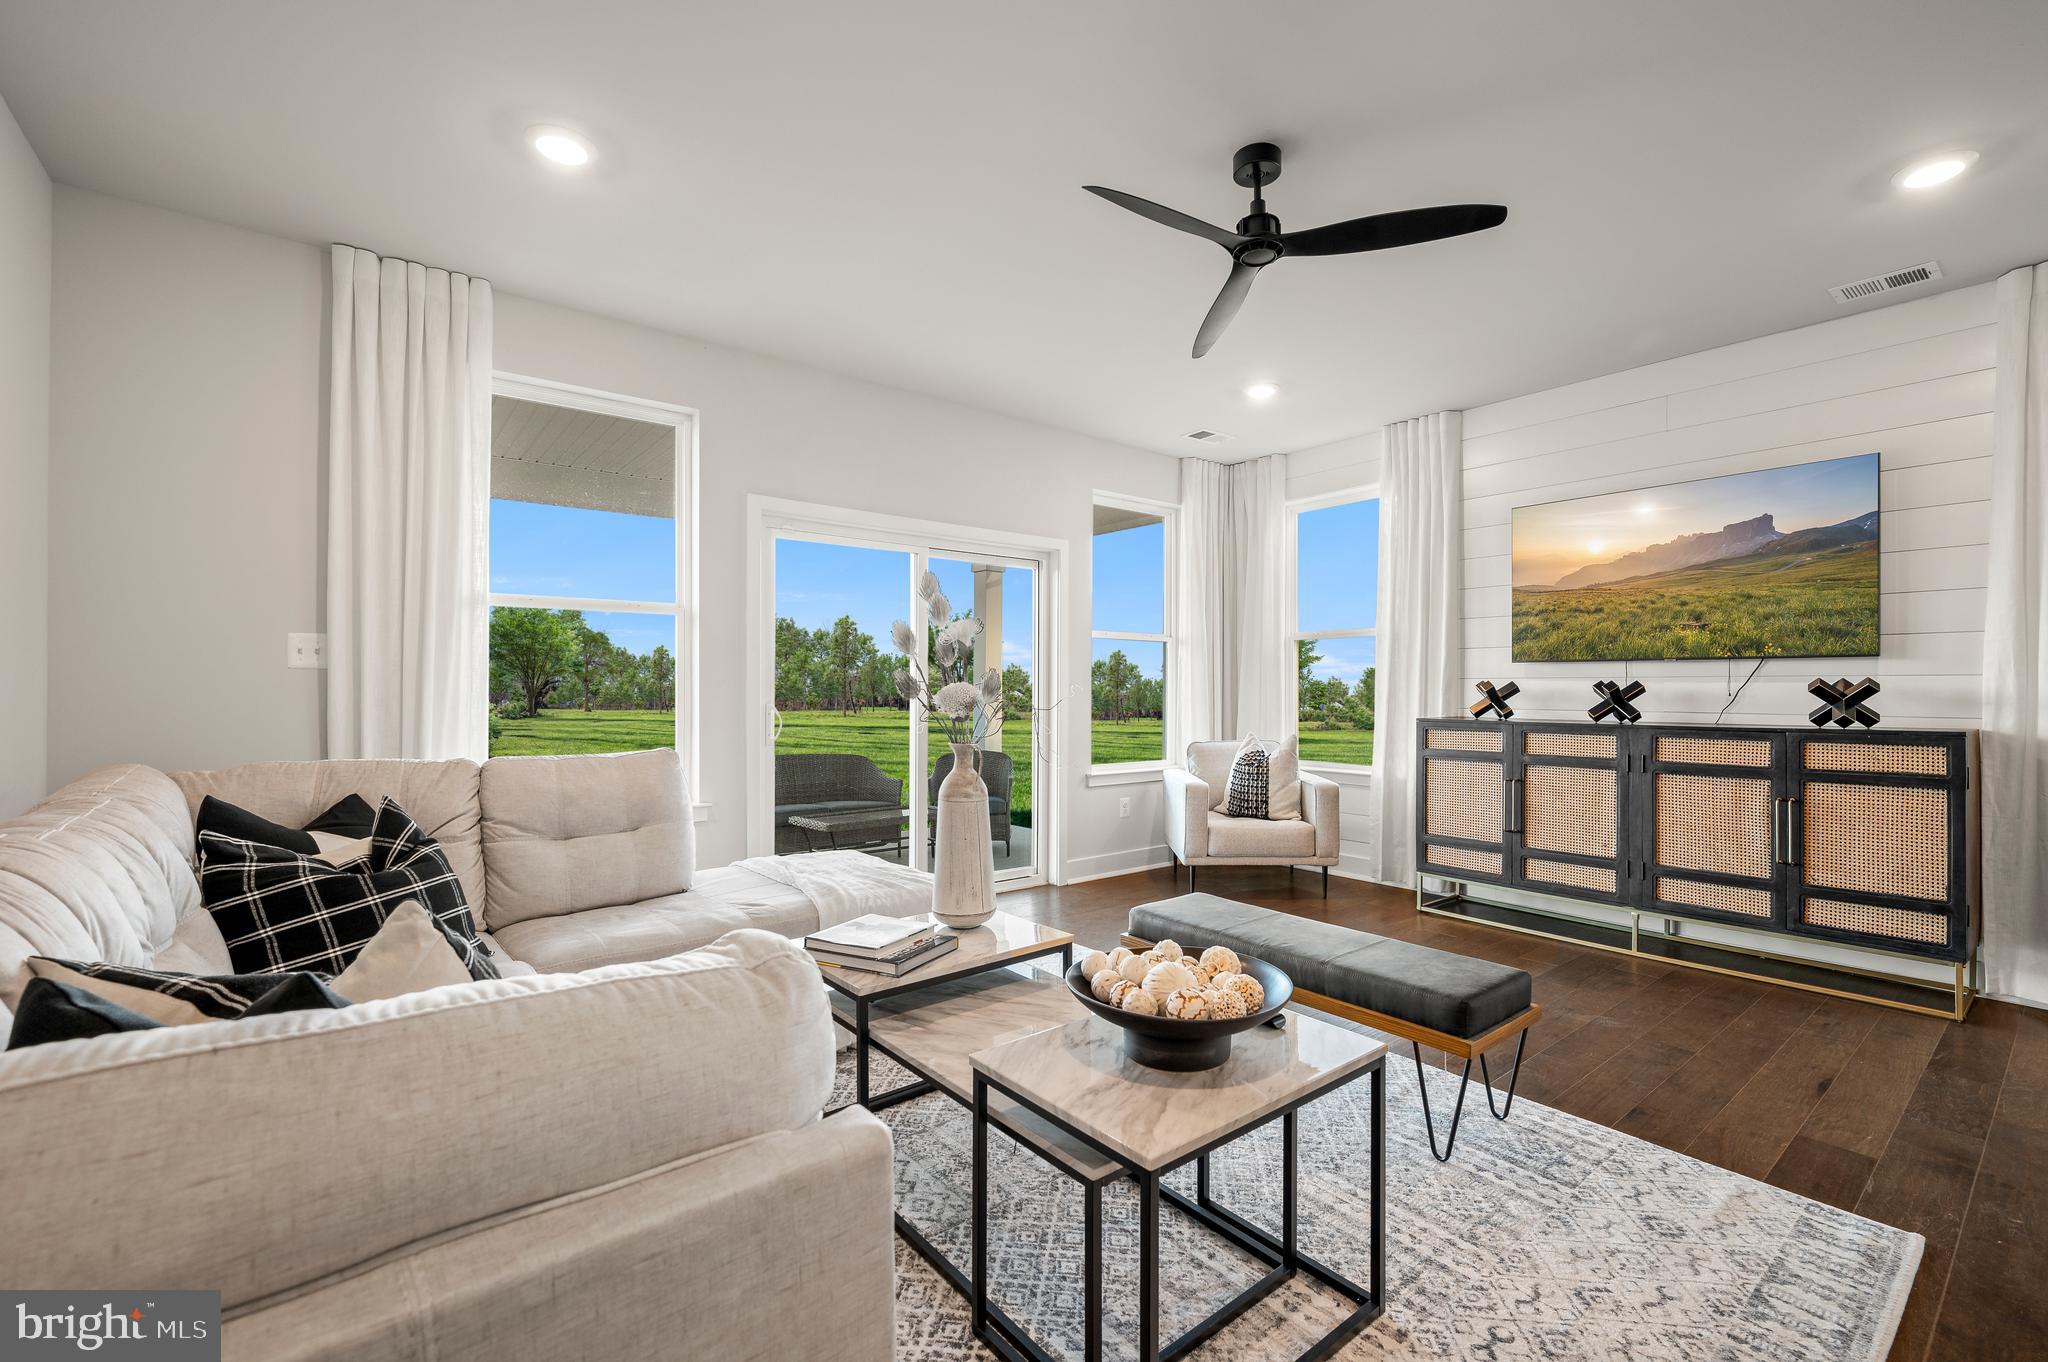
[0,752,894,1361]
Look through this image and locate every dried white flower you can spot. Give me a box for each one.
[892,669,919,703]
[939,617,980,648]
[935,681,981,717]
[979,667,1001,700]
[929,593,952,628]
[919,569,943,601]
[890,620,918,655]
[937,637,963,667]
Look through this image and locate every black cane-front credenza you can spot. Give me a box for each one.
[1414,718,1978,1019]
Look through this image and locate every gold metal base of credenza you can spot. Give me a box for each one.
[1416,876,1975,1022]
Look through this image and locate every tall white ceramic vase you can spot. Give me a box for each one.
[933,742,997,928]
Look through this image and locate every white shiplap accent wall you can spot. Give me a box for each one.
[1461,281,1995,728]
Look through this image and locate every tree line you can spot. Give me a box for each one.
[775,615,1032,716]
[1297,639,1375,730]
[490,608,675,717]
[1091,649,1164,722]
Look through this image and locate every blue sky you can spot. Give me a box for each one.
[773,539,1037,671]
[1297,499,1379,684]
[491,500,677,655]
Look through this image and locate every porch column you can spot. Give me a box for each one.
[973,565,1005,752]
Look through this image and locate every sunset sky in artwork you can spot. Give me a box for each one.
[1511,453,1879,588]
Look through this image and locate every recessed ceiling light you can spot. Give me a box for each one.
[1893,151,1976,190]
[1244,382,1279,402]
[529,126,593,168]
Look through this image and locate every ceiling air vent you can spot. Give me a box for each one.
[1829,260,1943,305]
[1184,429,1234,444]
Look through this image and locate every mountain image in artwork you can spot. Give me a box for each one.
[1511,453,1880,662]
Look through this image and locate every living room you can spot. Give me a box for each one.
[0,3,2042,1360]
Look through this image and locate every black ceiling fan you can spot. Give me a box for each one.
[1085,142,1507,358]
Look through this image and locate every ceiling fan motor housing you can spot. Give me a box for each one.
[1232,141,1283,189]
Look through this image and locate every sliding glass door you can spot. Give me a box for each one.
[762,520,1049,886]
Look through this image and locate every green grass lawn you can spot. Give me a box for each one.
[492,709,1371,810]
[491,708,677,756]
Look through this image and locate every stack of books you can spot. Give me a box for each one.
[805,914,956,976]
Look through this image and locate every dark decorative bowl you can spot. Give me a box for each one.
[1065,954,1293,1071]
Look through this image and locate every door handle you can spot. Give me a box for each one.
[1785,796,1803,868]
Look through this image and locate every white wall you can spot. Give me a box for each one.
[44,187,1181,874]
[1460,282,1993,726]
[0,94,50,817]
[48,189,326,784]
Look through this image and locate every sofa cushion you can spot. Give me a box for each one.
[172,759,485,922]
[1,765,208,1014]
[198,799,497,980]
[0,930,836,1310]
[495,892,817,974]
[480,749,695,930]
[1206,812,1317,858]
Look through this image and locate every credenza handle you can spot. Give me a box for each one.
[1786,797,1803,868]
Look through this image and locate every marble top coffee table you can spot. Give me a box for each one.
[969,1007,1387,1362]
[814,908,1072,1109]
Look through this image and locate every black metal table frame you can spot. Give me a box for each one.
[823,940,1074,1112]
[965,1055,1387,1362]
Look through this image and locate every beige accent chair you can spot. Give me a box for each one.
[1163,740,1342,896]
[0,754,894,1362]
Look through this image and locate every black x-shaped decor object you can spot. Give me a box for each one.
[1469,679,1520,721]
[1588,678,1646,723]
[1808,676,1880,728]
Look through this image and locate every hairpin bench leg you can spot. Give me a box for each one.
[1478,1029,1527,1121]
[1413,1029,1527,1161]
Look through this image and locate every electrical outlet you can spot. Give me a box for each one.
[287,632,328,670]
[1118,796,1131,818]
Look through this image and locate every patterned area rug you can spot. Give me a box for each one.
[832,1032,1920,1362]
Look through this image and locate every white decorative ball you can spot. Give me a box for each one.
[1163,987,1208,1020]
[1107,979,1138,1007]
[1185,961,1213,987]
[1107,946,1134,968]
[1199,945,1242,977]
[1090,968,1121,1002]
[1142,960,1198,1004]
[1217,971,1265,1012]
[1079,950,1112,981]
[1206,987,1248,1020]
[1154,938,1184,961]
[1119,986,1160,1016]
[1118,955,1151,986]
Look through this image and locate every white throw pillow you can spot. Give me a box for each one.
[330,901,478,1003]
[1222,734,1300,820]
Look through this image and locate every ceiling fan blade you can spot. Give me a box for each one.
[1193,260,1261,359]
[1084,185,1243,248]
[1279,203,1507,257]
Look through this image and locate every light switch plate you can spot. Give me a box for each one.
[287,632,328,669]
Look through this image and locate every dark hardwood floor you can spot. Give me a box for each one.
[1002,865,2046,1362]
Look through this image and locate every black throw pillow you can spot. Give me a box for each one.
[196,793,377,860]
[6,973,350,1051]
[198,797,498,981]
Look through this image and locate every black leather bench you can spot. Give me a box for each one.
[1127,893,1541,1161]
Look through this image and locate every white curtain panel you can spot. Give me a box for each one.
[1175,458,1234,749]
[1174,454,1291,753]
[1373,411,1463,886]
[326,246,494,762]
[1982,263,2048,1006]
[1231,454,1291,738]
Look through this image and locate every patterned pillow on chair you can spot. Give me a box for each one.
[1225,741,1272,819]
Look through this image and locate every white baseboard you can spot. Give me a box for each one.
[1062,845,1173,884]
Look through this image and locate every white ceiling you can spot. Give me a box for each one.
[3,1,2045,459]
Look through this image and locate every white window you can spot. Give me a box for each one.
[1090,497,1173,771]
[1290,494,1379,769]
[486,378,695,782]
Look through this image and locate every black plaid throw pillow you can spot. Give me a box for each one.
[1226,743,1272,819]
[199,798,498,981]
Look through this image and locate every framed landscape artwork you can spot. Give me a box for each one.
[1510,452,1880,662]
